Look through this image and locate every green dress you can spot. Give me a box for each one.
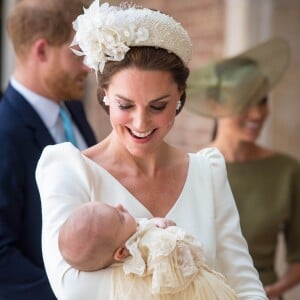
[226,153,300,285]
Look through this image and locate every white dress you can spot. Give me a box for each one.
[36,142,267,300]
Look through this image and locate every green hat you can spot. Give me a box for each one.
[186,38,290,117]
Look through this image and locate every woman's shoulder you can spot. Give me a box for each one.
[38,142,83,167]
[268,152,300,177]
[40,142,81,161]
[191,147,226,169]
[241,150,300,173]
[188,147,228,185]
[36,142,89,182]
[271,151,300,165]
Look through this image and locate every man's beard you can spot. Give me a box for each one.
[44,69,86,101]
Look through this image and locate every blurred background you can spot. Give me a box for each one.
[1,0,299,299]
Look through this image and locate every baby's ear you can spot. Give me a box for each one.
[113,247,129,262]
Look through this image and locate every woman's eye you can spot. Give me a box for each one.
[117,102,167,111]
[150,104,167,111]
[118,103,133,110]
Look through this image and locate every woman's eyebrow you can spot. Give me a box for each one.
[115,94,171,103]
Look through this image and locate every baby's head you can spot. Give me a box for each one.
[58,202,137,271]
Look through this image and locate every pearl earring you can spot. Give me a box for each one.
[176,100,181,111]
[103,96,110,106]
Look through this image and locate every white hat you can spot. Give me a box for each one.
[71,0,192,73]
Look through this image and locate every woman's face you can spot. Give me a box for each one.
[105,68,183,156]
[220,99,269,142]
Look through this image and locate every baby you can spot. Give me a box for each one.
[58,202,175,271]
[59,202,237,300]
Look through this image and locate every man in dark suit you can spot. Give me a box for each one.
[0,0,96,299]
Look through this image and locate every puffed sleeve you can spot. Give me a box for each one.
[36,142,111,300]
[199,148,267,300]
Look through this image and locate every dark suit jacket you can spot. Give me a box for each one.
[0,84,97,299]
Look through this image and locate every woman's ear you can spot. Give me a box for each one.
[113,246,130,262]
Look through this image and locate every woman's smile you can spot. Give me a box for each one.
[129,128,156,139]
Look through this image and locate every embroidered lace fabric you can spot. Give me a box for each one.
[110,219,237,299]
[123,219,205,294]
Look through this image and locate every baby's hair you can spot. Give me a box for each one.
[59,202,118,271]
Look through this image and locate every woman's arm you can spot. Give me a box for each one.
[265,262,300,298]
[36,143,111,299]
[202,147,268,300]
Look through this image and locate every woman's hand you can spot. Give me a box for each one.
[264,283,281,299]
[265,262,300,299]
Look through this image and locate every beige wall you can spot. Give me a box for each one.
[1,0,17,91]
[271,0,300,162]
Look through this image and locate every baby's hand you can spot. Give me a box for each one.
[151,218,176,229]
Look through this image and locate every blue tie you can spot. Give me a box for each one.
[59,106,78,147]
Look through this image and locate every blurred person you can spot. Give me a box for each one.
[36,1,267,299]
[0,0,97,299]
[187,38,300,299]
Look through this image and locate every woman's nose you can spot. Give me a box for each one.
[132,109,150,130]
[247,104,268,119]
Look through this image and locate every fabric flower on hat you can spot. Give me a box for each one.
[71,0,149,73]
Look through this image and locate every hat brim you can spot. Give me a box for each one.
[186,37,290,118]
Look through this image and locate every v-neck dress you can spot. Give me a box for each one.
[36,142,267,300]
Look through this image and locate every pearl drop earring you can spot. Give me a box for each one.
[103,96,110,106]
[176,100,181,111]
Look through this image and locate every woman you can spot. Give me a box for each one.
[36,1,267,299]
[187,38,300,299]
[211,98,300,300]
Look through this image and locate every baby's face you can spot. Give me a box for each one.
[107,203,137,244]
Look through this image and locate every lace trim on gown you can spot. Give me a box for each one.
[121,219,237,299]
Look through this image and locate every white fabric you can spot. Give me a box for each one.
[72,1,192,73]
[36,143,267,300]
[10,77,87,150]
[123,218,206,294]
[118,218,237,300]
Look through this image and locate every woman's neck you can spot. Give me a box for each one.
[210,136,272,163]
[85,133,182,177]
